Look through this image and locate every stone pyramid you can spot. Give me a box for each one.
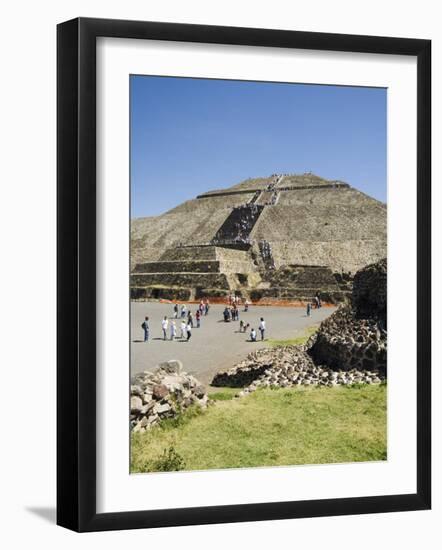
[131,173,386,303]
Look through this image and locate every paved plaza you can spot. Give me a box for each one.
[131,301,335,386]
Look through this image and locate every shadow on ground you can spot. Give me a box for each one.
[26,506,56,524]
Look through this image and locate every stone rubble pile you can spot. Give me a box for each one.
[212,345,384,397]
[130,360,209,432]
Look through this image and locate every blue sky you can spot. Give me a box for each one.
[130,76,386,218]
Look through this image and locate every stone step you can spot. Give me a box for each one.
[131,272,230,289]
[133,260,221,274]
[159,245,218,262]
[212,204,265,244]
[133,259,256,275]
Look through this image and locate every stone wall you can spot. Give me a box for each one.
[307,258,387,374]
[250,264,348,303]
[160,246,218,262]
[352,258,387,322]
[307,306,387,374]
[133,260,222,274]
[131,287,192,301]
[268,240,386,274]
[130,272,230,289]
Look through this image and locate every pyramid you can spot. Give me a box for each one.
[131,173,386,303]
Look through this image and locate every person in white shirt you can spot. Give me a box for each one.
[180,320,187,339]
[161,316,168,340]
[259,317,266,341]
[250,328,257,342]
[169,320,176,340]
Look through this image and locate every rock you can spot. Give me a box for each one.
[142,392,153,403]
[156,360,183,375]
[131,396,143,413]
[132,421,143,432]
[193,384,206,398]
[154,403,172,415]
[130,361,209,431]
[140,401,155,415]
[161,375,185,393]
[152,384,169,400]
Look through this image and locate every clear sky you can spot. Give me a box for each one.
[130,75,386,218]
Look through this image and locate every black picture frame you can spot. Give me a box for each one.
[57,17,431,532]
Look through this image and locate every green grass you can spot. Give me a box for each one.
[131,384,387,473]
[209,387,239,401]
[267,325,319,347]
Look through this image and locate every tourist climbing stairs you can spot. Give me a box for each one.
[212,204,265,245]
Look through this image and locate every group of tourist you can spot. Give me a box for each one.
[222,297,266,342]
[172,300,210,320]
[231,204,261,244]
[259,240,275,269]
[140,296,267,344]
[242,317,266,342]
[223,305,240,322]
[141,299,210,343]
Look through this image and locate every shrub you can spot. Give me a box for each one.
[149,445,186,472]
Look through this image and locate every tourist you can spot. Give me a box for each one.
[223,307,231,322]
[186,322,192,341]
[161,316,168,340]
[141,316,149,342]
[180,319,187,339]
[259,317,266,341]
[306,302,311,317]
[239,320,245,333]
[250,328,257,342]
[244,322,250,334]
[187,310,194,328]
[196,309,201,328]
[244,299,250,312]
[173,303,179,319]
[170,320,177,340]
[204,298,210,315]
[181,304,187,318]
[199,300,205,314]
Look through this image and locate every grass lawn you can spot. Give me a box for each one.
[131,384,387,473]
[266,325,319,347]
